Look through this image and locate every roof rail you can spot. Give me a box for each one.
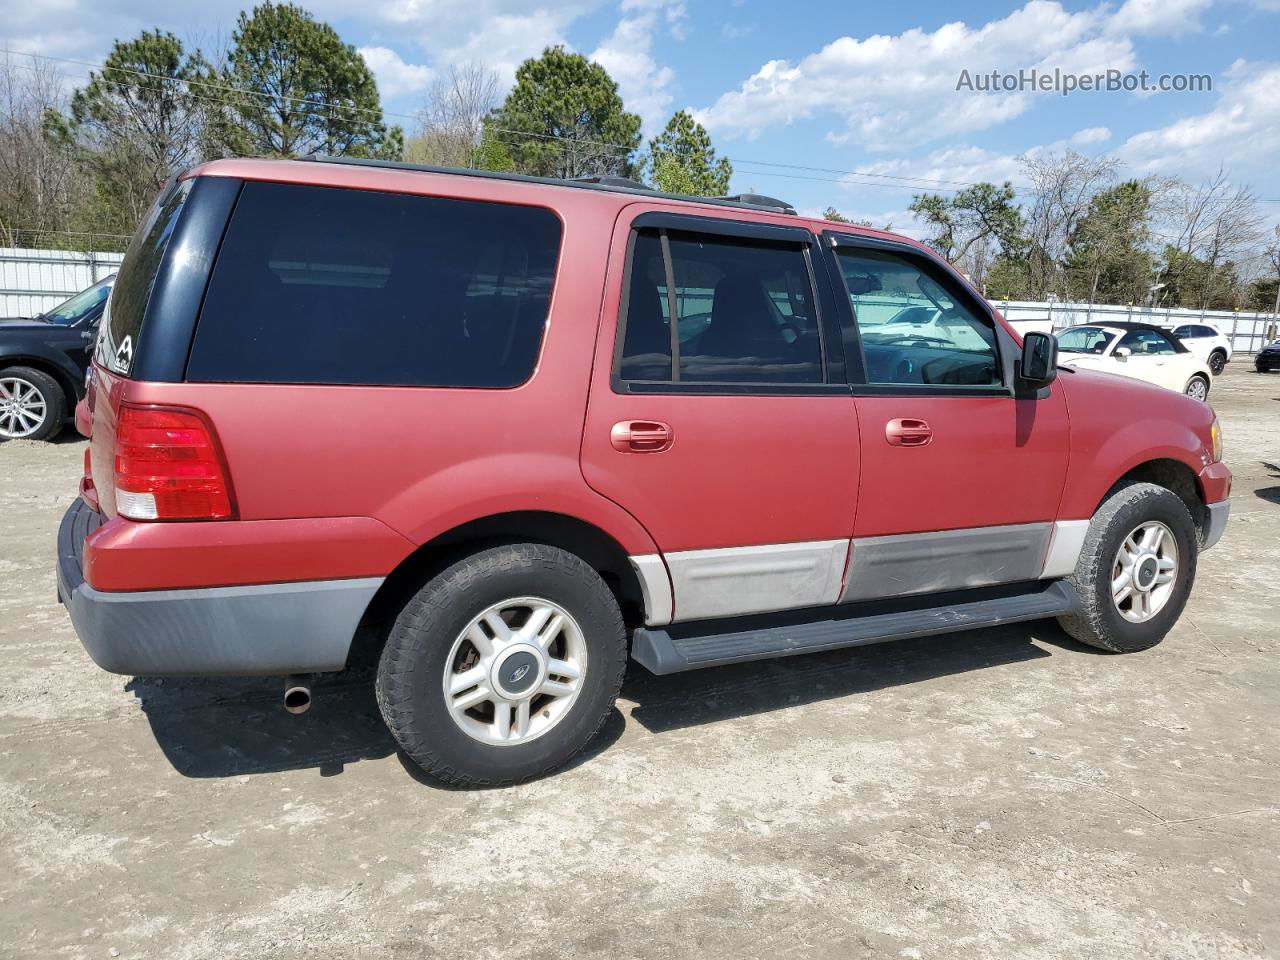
[716,193,797,215]
[303,155,795,216]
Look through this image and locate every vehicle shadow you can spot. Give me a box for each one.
[624,619,1092,734]
[1255,461,1280,505]
[128,619,1090,780]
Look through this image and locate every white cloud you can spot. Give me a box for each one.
[1116,59,1280,181]
[1070,125,1112,144]
[590,0,684,133]
[359,46,433,97]
[1106,0,1211,36]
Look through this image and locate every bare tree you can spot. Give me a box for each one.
[406,63,501,168]
[0,55,85,247]
[1018,150,1120,299]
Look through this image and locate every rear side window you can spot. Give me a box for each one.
[98,179,191,375]
[618,228,823,386]
[187,183,562,387]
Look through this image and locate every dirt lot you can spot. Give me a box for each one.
[1,367,1277,960]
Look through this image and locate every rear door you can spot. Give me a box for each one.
[1114,328,1183,390]
[826,234,1071,602]
[580,208,859,623]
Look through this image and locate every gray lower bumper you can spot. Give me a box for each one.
[1202,500,1230,551]
[57,499,382,676]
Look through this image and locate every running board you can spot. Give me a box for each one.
[631,580,1081,675]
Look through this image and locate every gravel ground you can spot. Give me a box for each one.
[1,366,1277,960]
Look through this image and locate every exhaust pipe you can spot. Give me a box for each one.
[284,678,312,715]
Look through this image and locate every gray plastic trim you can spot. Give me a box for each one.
[664,539,847,622]
[1202,500,1230,551]
[1040,519,1090,578]
[840,523,1052,603]
[629,554,674,626]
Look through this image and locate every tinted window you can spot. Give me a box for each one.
[1118,329,1176,356]
[187,182,562,387]
[1196,325,1218,337]
[98,180,191,375]
[618,229,822,385]
[43,275,113,326]
[836,248,1000,387]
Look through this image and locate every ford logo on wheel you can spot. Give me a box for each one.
[509,663,531,684]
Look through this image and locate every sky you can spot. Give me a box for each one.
[4,0,1280,234]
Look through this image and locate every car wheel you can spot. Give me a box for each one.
[376,543,627,786]
[1208,351,1227,375]
[1058,482,1198,653]
[0,366,65,441]
[1184,375,1210,402]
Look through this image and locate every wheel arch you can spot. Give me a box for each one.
[351,510,650,666]
[1097,458,1207,539]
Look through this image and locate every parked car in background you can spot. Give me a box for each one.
[0,274,114,441]
[57,159,1229,785]
[1256,339,1280,373]
[1055,322,1214,401]
[1169,323,1232,375]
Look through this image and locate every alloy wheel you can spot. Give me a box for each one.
[0,377,48,439]
[1111,521,1178,623]
[442,597,588,746]
[1185,377,1209,402]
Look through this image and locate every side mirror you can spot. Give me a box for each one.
[1114,346,1131,360]
[1019,331,1058,386]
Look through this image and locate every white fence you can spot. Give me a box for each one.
[0,247,125,318]
[997,300,1278,354]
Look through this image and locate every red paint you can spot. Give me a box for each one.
[78,158,1229,597]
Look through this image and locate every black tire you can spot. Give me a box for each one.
[0,365,65,442]
[1184,374,1210,401]
[1057,482,1198,653]
[1208,351,1227,375]
[376,543,626,786]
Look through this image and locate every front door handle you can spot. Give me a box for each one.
[885,418,932,447]
[611,420,674,453]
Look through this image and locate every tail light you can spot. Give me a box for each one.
[113,404,235,520]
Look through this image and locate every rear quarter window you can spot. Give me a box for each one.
[186,182,563,388]
[97,179,191,375]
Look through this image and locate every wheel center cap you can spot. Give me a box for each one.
[491,645,543,699]
[1135,555,1159,591]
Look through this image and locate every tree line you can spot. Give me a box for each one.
[2,1,1276,314]
[0,3,730,253]
[894,154,1280,312]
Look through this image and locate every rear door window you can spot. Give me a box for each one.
[1117,329,1177,355]
[617,228,824,386]
[187,182,562,387]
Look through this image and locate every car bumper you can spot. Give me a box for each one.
[1201,500,1230,551]
[57,498,382,676]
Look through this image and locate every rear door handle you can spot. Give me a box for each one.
[885,418,932,447]
[611,420,674,453]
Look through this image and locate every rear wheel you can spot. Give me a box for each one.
[1208,351,1227,375]
[1184,375,1210,402]
[376,543,627,786]
[0,366,64,441]
[1058,483,1198,653]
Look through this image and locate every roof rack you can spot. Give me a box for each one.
[304,155,795,216]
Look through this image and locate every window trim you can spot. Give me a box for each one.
[611,215,847,396]
[823,231,1017,398]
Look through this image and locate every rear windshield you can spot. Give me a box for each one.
[97,180,191,375]
[186,182,563,388]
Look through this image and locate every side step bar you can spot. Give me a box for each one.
[631,580,1081,675]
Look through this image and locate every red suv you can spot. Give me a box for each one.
[57,158,1231,785]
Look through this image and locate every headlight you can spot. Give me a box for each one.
[1210,418,1222,463]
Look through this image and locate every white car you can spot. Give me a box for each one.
[1055,323,1214,402]
[1168,322,1232,375]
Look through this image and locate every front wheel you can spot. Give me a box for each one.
[1184,375,1210,402]
[376,543,627,786]
[0,366,65,441]
[1058,483,1198,653]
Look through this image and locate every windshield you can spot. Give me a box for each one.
[1056,326,1115,354]
[41,275,114,326]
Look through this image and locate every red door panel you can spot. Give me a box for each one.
[852,391,1070,537]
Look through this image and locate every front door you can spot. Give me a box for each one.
[827,236,1071,602]
[580,208,860,623]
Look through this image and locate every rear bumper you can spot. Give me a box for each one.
[57,499,381,676]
